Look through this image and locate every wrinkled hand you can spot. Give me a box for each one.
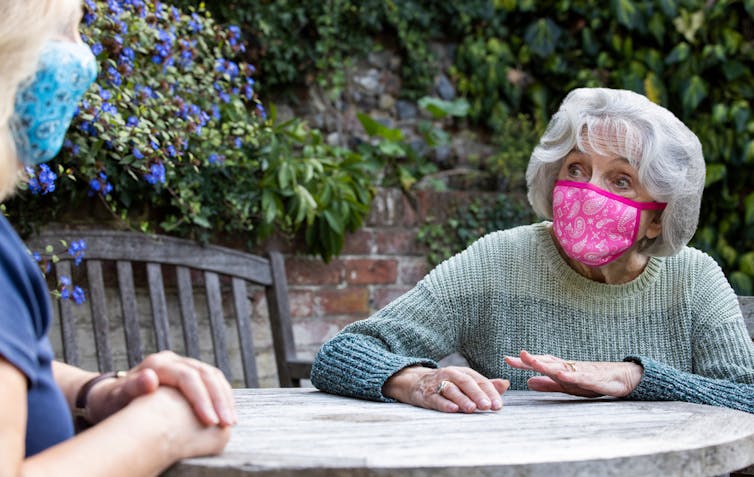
[383,365,510,413]
[504,350,643,398]
[86,350,236,427]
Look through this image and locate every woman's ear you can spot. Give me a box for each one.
[645,211,662,240]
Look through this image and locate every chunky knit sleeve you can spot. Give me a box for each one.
[310,229,511,401]
[688,253,754,383]
[311,281,461,401]
[624,355,754,413]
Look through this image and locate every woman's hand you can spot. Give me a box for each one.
[129,386,232,462]
[86,351,236,427]
[383,365,509,413]
[504,350,643,397]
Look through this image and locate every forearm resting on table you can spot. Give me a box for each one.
[383,365,430,401]
[23,387,228,477]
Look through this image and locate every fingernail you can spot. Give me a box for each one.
[220,409,234,424]
[204,405,220,424]
[479,398,490,408]
[492,398,502,409]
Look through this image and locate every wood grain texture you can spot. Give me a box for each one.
[164,388,754,477]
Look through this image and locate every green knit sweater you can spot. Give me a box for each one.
[311,222,754,412]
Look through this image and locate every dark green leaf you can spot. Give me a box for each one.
[524,18,562,58]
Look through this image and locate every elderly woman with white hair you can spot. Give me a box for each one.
[311,87,754,414]
[0,1,233,474]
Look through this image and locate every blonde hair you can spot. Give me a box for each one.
[0,0,82,201]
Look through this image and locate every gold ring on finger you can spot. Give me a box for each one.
[436,380,451,396]
[564,361,577,372]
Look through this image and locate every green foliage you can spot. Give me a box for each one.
[177,0,754,287]
[471,113,544,191]
[417,193,536,266]
[260,116,376,261]
[8,0,375,262]
[356,97,476,191]
[170,0,496,98]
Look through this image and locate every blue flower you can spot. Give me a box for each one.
[256,103,267,120]
[99,88,112,101]
[144,162,166,185]
[88,171,113,196]
[106,66,122,87]
[60,275,72,287]
[68,239,87,266]
[27,164,57,195]
[208,153,225,165]
[127,116,139,127]
[101,102,118,115]
[72,286,86,305]
[91,43,104,55]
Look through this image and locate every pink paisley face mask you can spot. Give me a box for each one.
[552,180,666,267]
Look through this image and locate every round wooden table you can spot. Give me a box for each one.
[164,388,754,477]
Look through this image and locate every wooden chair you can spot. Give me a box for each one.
[27,229,311,387]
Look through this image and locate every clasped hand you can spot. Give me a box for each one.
[84,350,236,427]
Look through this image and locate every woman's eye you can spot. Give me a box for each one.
[567,164,583,177]
[614,177,631,188]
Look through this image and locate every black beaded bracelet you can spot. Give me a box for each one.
[73,370,127,432]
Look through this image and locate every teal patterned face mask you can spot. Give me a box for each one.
[12,40,98,165]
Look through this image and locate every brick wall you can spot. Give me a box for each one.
[278,187,477,361]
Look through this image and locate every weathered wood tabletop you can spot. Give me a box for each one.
[163,388,754,477]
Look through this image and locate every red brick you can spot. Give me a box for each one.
[316,288,370,314]
[285,257,343,285]
[371,286,412,310]
[399,258,430,285]
[345,259,398,285]
[373,228,420,255]
[287,290,314,318]
[341,229,374,255]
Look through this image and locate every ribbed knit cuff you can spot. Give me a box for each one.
[623,355,754,413]
[311,333,438,402]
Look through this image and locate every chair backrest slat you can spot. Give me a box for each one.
[266,251,298,386]
[117,261,143,367]
[176,266,201,360]
[205,271,232,379]
[146,263,171,351]
[86,260,112,372]
[27,229,310,387]
[232,277,259,387]
[54,260,79,366]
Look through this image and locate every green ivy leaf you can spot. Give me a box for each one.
[729,271,753,296]
[740,252,754,276]
[524,18,562,58]
[418,97,470,119]
[681,75,708,114]
[356,113,404,141]
[704,163,726,187]
[612,0,641,29]
[665,42,690,64]
[744,192,754,225]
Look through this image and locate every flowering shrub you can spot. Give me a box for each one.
[9,0,375,262]
[31,239,88,305]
